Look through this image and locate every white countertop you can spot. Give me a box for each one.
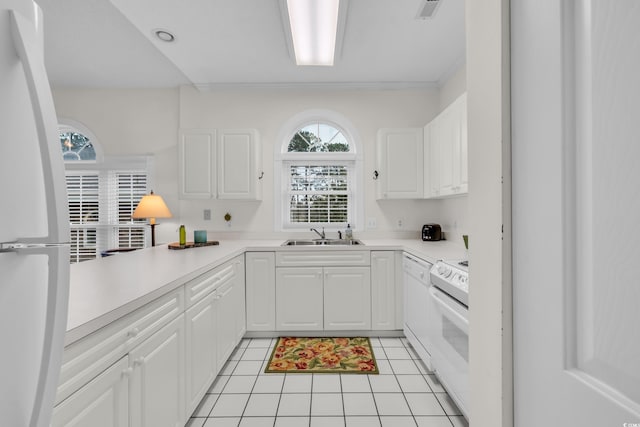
[66,238,465,346]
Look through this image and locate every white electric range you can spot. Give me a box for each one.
[428,259,469,420]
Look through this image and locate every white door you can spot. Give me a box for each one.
[245,252,276,331]
[512,1,640,424]
[52,357,129,427]
[215,279,238,366]
[129,315,185,427]
[275,267,323,331]
[375,128,424,199]
[323,267,371,330]
[371,251,397,330]
[185,293,217,415]
[217,129,261,200]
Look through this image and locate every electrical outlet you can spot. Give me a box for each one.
[366,217,377,229]
[397,219,403,229]
[203,209,211,220]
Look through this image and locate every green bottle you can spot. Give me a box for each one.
[179,225,186,245]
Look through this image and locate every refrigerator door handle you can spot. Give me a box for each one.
[0,242,70,253]
[29,245,70,427]
[10,9,70,245]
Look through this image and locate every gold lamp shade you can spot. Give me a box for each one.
[132,191,172,246]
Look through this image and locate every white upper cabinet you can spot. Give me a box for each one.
[179,129,216,199]
[217,129,262,200]
[179,128,262,200]
[427,93,468,198]
[375,128,424,199]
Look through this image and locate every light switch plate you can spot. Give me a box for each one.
[204,209,211,220]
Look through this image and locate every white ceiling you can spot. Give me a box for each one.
[35,0,465,89]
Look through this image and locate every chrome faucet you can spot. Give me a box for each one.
[310,227,325,239]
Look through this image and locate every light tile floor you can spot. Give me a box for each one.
[186,337,468,427]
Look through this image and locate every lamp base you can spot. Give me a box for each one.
[150,223,157,247]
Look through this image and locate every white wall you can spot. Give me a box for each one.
[53,85,450,243]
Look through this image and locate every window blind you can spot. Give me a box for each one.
[287,164,350,225]
[66,169,148,263]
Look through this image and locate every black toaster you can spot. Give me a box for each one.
[422,224,442,241]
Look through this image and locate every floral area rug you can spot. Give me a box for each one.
[264,337,378,374]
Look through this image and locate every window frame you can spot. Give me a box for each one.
[274,110,364,232]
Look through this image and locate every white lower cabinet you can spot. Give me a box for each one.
[185,292,218,416]
[324,267,371,330]
[52,356,129,427]
[275,267,324,331]
[371,251,400,330]
[245,252,276,331]
[54,256,246,427]
[129,314,186,427]
[274,251,373,332]
[185,255,245,416]
[215,277,239,365]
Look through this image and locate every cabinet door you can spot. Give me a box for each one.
[324,267,371,330]
[215,279,238,367]
[376,128,424,199]
[185,293,217,416]
[217,129,261,200]
[456,93,468,193]
[178,129,216,199]
[437,107,457,197]
[130,314,185,427]
[371,251,397,330]
[52,357,129,427]
[245,252,276,331]
[233,256,246,341]
[426,120,441,198]
[276,267,323,331]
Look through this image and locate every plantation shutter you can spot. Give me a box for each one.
[66,173,101,263]
[65,167,148,263]
[109,171,148,249]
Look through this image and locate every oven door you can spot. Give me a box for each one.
[429,286,469,419]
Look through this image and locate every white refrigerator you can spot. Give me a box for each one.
[1,2,71,427]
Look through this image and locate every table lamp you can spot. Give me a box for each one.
[132,190,172,246]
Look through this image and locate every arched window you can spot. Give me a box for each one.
[59,119,102,163]
[275,110,363,232]
[58,120,150,262]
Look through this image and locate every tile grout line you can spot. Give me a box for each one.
[308,372,313,427]
[366,364,383,427]
[401,340,457,426]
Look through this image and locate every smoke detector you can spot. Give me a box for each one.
[416,0,442,19]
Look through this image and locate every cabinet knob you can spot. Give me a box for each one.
[133,357,144,367]
[127,328,140,338]
[214,294,222,300]
[122,367,134,378]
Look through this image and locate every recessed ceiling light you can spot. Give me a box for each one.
[153,29,175,43]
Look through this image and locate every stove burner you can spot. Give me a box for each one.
[459,260,468,267]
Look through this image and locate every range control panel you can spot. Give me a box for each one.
[430,260,469,306]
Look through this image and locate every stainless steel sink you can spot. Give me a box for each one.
[282,239,363,246]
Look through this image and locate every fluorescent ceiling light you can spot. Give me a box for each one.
[287,0,340,66]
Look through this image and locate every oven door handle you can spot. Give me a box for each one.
[429,286,469,332]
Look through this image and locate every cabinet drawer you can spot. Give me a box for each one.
[275,251,370,267]
[56,288,184,404]
[185,259,236,307]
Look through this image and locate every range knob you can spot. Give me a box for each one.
[437,264,452,277]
